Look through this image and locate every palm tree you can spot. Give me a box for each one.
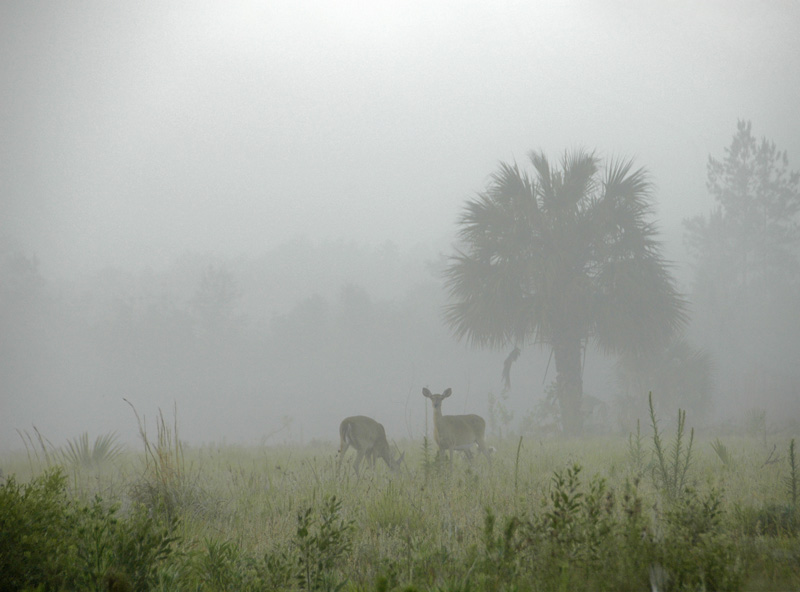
[444,149,687,436]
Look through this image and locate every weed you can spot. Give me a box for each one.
[711,438,734,469]
[479,507,519,586]
[16,425,58,471]
[60,431,125,469]
[126,399,207,524]
[626,419,647,477]
[487,390,513,440]
[196,538,244,590]
[786,438,797,509]
[649,392,694,499]
[294,495,354,591]
[421,435,447,480]
[513,435,523,496]
[762,443,781,467]
[740,503,797,537]
[365,480,422,531]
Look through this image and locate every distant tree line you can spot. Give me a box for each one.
[2,121,797,444]
[0,240,533,447]
[684,120,800,420]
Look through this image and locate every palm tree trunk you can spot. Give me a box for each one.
[554,339,584,437]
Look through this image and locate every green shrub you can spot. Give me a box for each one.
[193,538,245,591]
[0,468,179,592]
[659,488,744,591]
[463,464,744,592]
[108,501,180,590]
[294,495,354,591]
[187,538,296,591]
[520,465,651,591]
[468,464,654,591]
[0,469,74,591]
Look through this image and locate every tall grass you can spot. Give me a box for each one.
[125,399,208,524]
[17,426,124,471]
[3,405,800,591]
[786,438,797,508]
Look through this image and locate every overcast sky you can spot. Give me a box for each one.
[2,0,799,277]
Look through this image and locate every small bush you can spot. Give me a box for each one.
[294,495,355,591]
[659,488,744,591]
[60,431,125,469]
[0,468,179,592]
[0,470,74,591]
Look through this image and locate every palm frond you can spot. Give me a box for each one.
[593,255,688,354]
[528,150,553,203]
[59,431,125,468]
[443,249,538,348]
[458,161,539,253]
[604,158,652,207]
[559,149,599,210]
[487,161,534,203]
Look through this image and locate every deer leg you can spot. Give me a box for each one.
[476,436,492,464]
[353,449,365,475]
[337,440,350,474]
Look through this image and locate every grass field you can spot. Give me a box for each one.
[2,407,799,591]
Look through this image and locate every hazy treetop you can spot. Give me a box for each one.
[2,1,799,277]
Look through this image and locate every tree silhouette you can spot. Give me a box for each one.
[685,120,800,294]
[444,149,686,436]
[684,120,800,409]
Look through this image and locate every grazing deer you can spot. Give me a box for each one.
[423,387,490,463]
[337,416,404,475]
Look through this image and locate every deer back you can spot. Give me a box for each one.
[437,413,485,447]
[342,415,393,456]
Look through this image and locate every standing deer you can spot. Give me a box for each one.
[337,416,404,475]
[423,387,490,463]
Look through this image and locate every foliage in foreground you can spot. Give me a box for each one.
[0,469,178,592]
[3,418,800,591]
[0,466,751,591]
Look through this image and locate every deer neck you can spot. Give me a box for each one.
[432,405,445,440]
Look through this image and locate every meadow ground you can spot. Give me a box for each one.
[2,413,799,591]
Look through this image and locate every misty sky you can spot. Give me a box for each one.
[2,0,800,276]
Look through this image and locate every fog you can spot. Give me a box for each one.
[2,1,799,451]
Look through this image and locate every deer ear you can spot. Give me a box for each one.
[443,388,452,398]
[423,388,432,398]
